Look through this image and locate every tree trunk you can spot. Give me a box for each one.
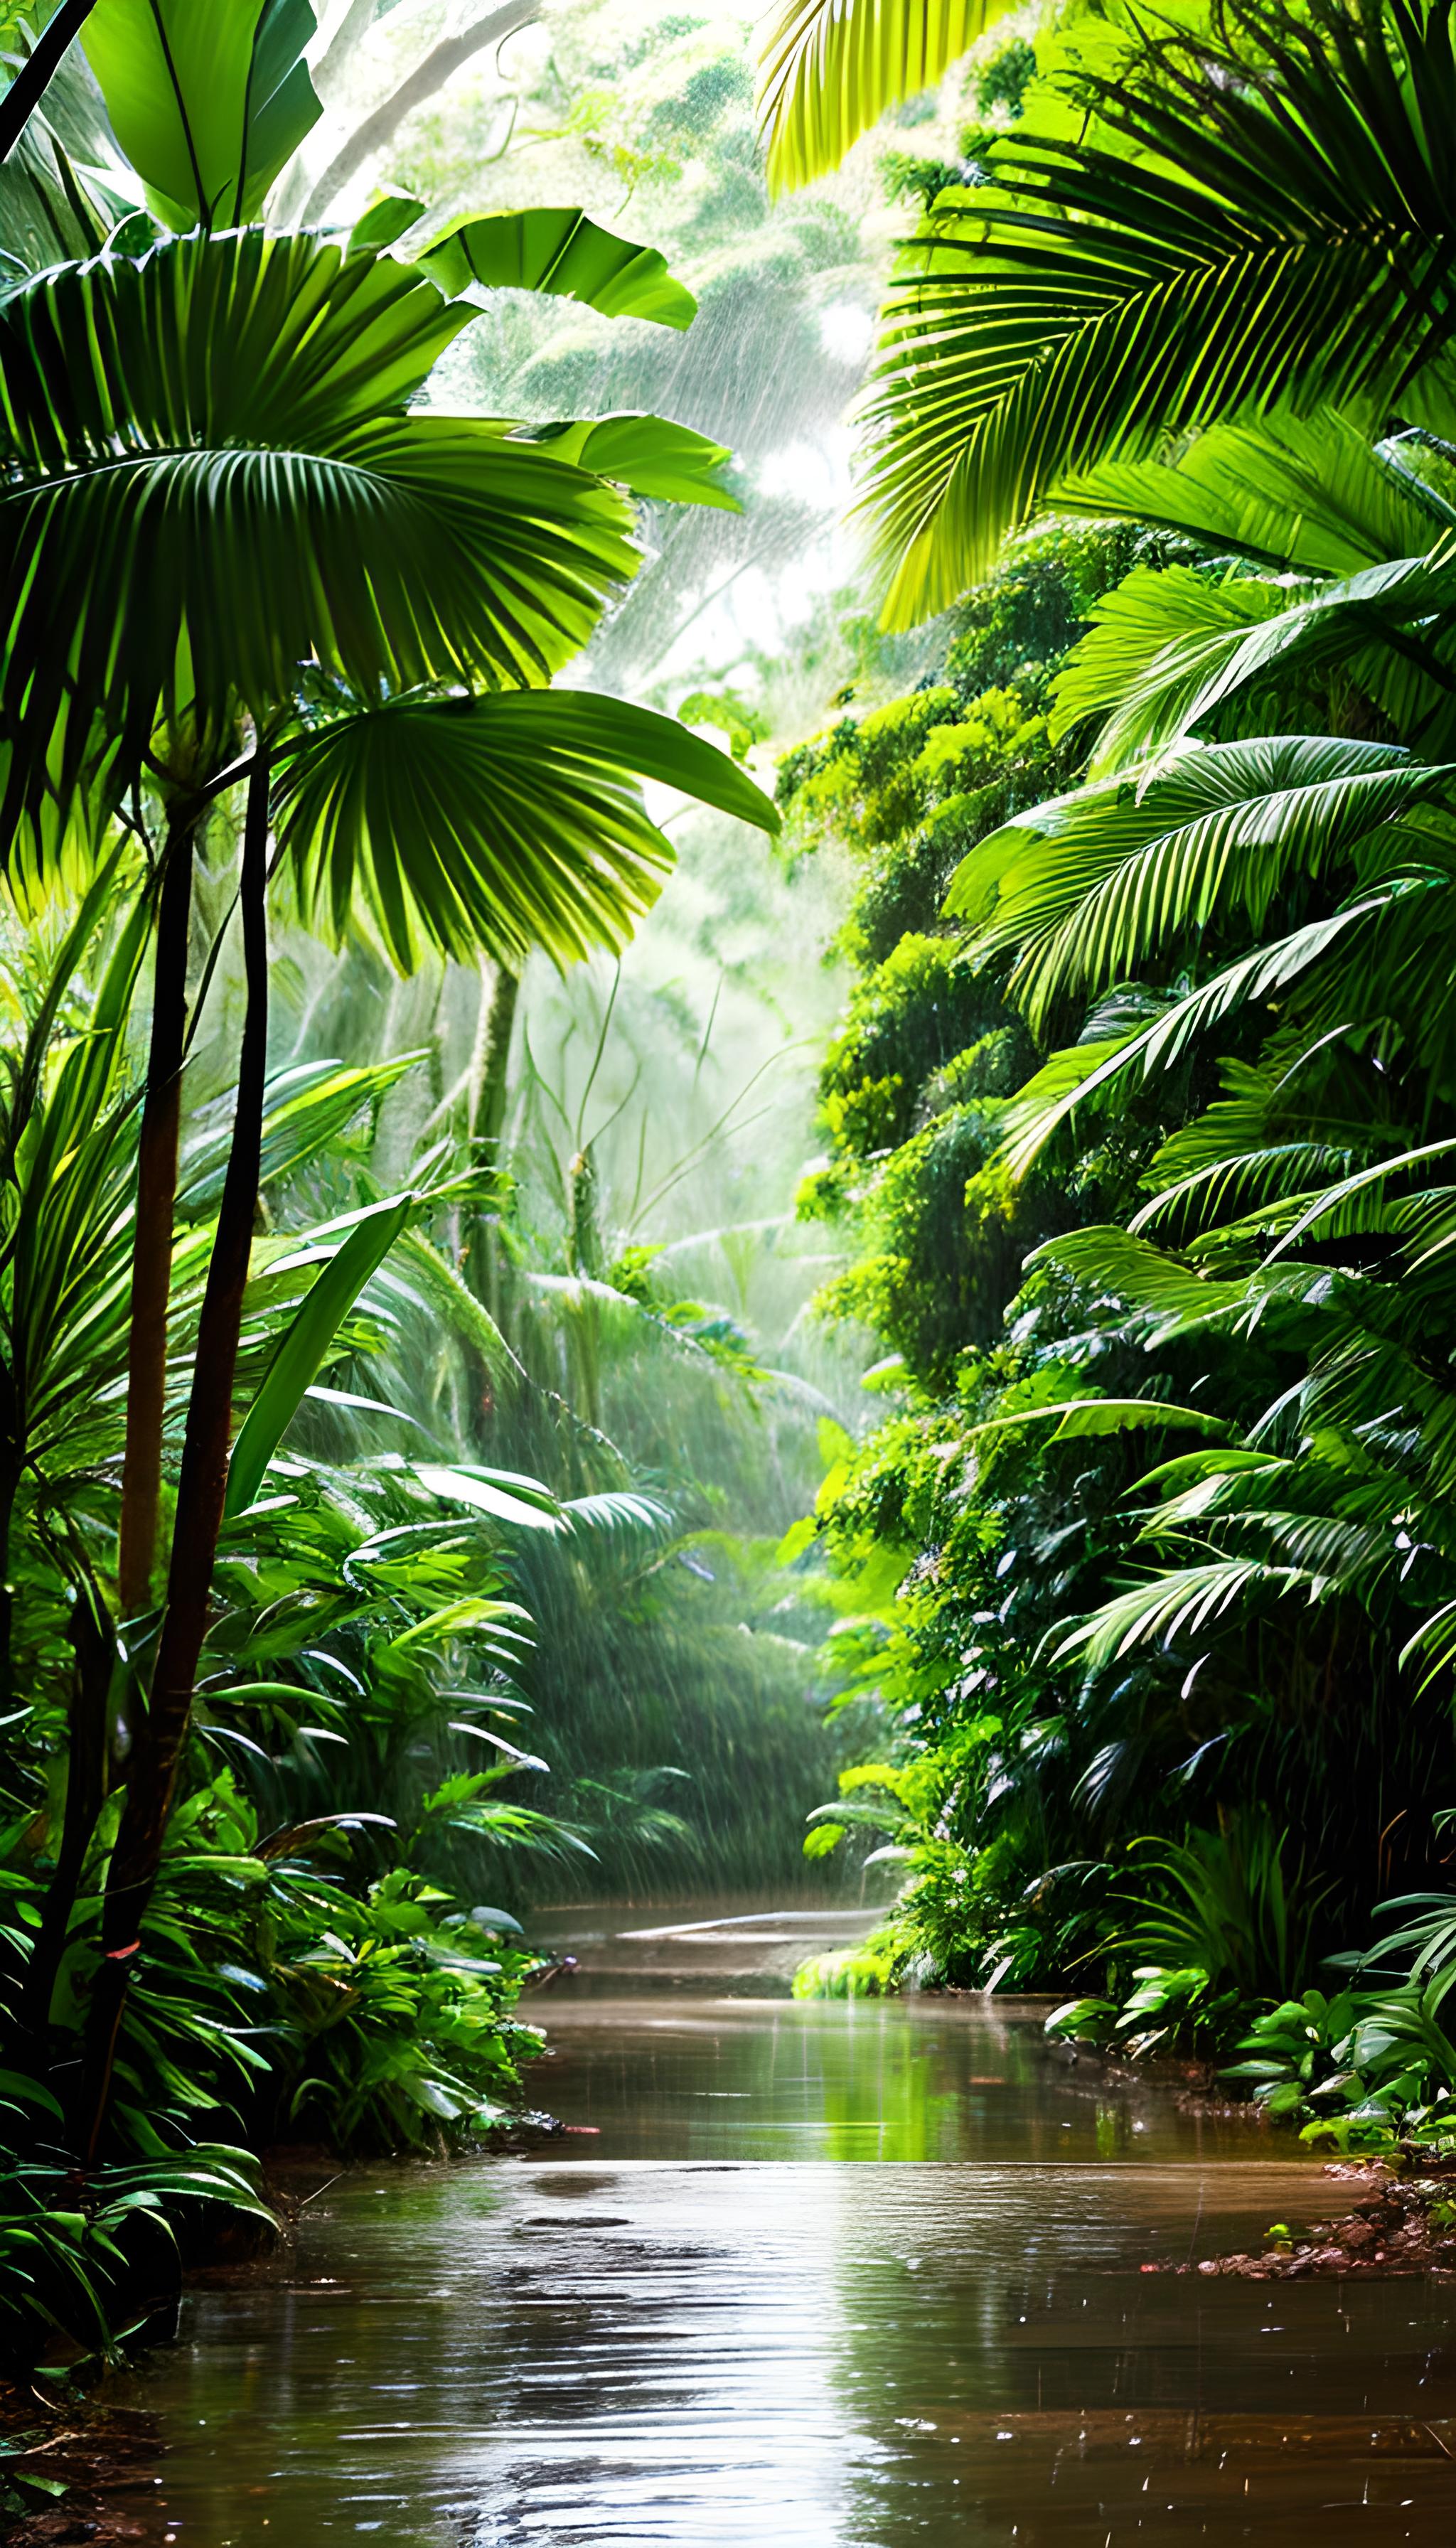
[312,0,385,101]
[471,958,519,1155]
[459,960,519,1361]
[566,1144,602,1280]
[80,756,271,2159]
[301,0,540,220]
[117,824,197,1620]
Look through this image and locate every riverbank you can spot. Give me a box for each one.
[1,2392,161,2543]
[1163,2156,1456,2280]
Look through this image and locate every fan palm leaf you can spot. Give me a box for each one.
[0,228,642,828]
[272,688,779,971]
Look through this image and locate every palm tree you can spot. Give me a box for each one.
[936,393,1456,1806]
[2,231,775,2138]
[770,0,1456,1980]
[0,18,781,2138]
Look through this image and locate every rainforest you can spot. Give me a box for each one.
[6,0,1456,2537]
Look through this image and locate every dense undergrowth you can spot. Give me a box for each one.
[774,0,1456,2168]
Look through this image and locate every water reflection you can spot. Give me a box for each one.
[535,1992,1256,2164]
[132,1909,1456,2545]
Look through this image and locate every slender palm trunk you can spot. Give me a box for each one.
[117,822,197,1618]
[464,958,520,1355]
[472,959,519,1156]
[461,960,520,1418]
[80,757,270,2158]
[565,1144,602,1280]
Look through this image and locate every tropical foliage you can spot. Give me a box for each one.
[777,0,1456,2157]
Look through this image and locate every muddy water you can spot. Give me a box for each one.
[135,1905,1456,2544]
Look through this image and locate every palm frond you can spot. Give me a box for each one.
[948,736,1450,1029]
[1050,567,1304,774]
[1169,543,1456,749]
[757,0,997,196]
[0,231,641,828]
[998,877,1425,1176]
[273,688,778,972]
[1136,1044,1419,1240]
[1057,1556,1315,1667]
[1054,408,1454,579]
[1032,1225,1255,1339]
[860,0,1456,621]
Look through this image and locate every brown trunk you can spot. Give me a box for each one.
[117,824,197,1619]
[80,756,270,2158]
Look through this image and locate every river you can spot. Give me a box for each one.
[129,1902,1456,2543]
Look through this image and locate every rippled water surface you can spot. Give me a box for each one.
[135,1902,1456,2544]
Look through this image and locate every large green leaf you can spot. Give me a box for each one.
[82,0,321,228]
[1054,410,1452,582]
[860,3,1456,623]
[224,1193,414,1519]
[0,230,640,831]
[519,415,738,510]
[948,737,1456,1030]
[998,880,1429,1177]
[412,1463,562,1529]
[757,0,997,194]
[973,1396,1237,1447]
[272,687,779,971]
[420,208,696,329]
